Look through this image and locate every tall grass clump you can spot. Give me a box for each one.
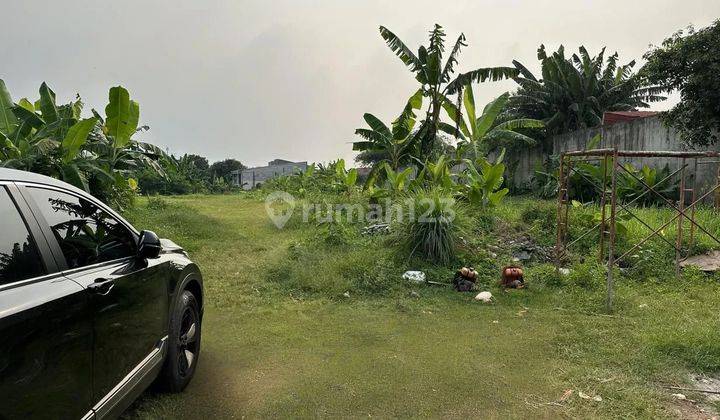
[402,189,465,264]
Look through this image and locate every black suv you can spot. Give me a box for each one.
[0,168,203,419]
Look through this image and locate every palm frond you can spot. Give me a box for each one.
[392,89,423,140]
[446,67,519,94]
[511,60,537,81]
[484,129,537,146]
[438,122,465,140]
[475,93,510,139]
[493,118,545,131]
[363,113,392,139]
[441,33,467,82]
[440,96,470,137]
[379,26,422,72]
[354,128,386,143]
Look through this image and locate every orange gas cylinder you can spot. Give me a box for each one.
[501,266,524,288]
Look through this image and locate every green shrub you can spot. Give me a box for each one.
[401,189,466,264]
[316,222,358,247]
[566,261,606,289]
[269,234,402,296]
[520,201,557,243]
[527,263,564,287]
[146,195,170,211]
[342,254,399,294]
[520,201,556,230]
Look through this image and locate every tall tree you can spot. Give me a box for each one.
[210,158,245,181]
[378,24,518,159]
[507,45,664,138]
[642,20,720,146]
[184,154,209,171]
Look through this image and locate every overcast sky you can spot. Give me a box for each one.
[2,1,718,167]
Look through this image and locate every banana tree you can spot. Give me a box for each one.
[0,80,165,207]
[333,159,358,193]
[353,89,423,171]
[413,154,454,190]
[441,86,544,159]
[378,24,518,159]
[507,45,665,135]
[461,157,509,208]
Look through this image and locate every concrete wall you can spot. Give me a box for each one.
[510,116,719,193]
[232,161,308,190]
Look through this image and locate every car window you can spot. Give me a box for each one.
[27,188,137,269]
[0,186,45,285]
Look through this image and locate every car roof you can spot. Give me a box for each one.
[0,167,139,236]
[0,167,88,196]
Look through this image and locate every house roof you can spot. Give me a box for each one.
[603,111,659,126]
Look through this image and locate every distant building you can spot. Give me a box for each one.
[231,159,308,190]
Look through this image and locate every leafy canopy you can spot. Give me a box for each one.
[507,45,665,137]
[0,80,165,208]
[642,20,720,146]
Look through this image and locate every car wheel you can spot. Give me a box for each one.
[159,289,201,392]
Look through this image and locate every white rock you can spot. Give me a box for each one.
[402,271,426,283]
[671,393,686,400]
[342,291,350,298]
[578,391,602,402]
[559,268,570,275]
[475,291,493,303]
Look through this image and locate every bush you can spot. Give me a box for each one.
[566,261,606,290]
[146,195,170,211]
[316,222,359,247]
[343,254,399,294]
[527,263,564,287]
[269,234,401,296]
[520,201,557,241]
[401,189,466,264]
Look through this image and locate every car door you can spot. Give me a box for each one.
[0,184,94,420]
[22,186,170,407]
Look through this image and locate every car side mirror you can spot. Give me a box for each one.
[138,230,162,259]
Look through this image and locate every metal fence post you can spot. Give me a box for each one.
[676,157,686,277]
[606,149,618,312]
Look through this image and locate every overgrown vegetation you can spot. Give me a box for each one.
[138,153,244,195]
[0,80,246,206]
[506,45,665,142]
[10,19,704,419]
[124,195,720,418]
[376,24,520,160]
[0,81,165,208]
[533,156,680,206]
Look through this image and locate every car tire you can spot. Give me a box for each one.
[159,289,201,392]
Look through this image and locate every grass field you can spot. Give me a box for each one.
[122,194,720,418]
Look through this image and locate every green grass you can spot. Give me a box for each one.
[122,195,720,418]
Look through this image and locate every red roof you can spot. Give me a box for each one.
[603,111,658,126]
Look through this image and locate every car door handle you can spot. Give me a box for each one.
[88,278,115,296]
